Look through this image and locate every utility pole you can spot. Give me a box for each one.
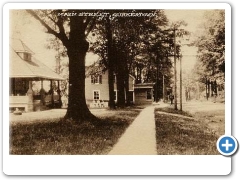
[156,55,159,102]
[163,74,165,102]
[174,28,178,110]
[180,55,182,111]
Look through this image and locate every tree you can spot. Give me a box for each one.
[193,10,225,100]
[27,10,98,121]
[142,31,174,102]
[91,10,166,107]
[113,10,170,106]
[141,19,189,104]
[195,10,225,90]
[89,13,116,109]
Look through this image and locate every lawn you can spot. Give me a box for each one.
[10,108,141,155]
[155,106,224,155]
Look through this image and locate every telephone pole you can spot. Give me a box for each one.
[180,54,182,111]
[174,28,178,110]
[156,55,159,102]
[163,74,165,102]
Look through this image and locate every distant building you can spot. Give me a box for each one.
[85,70,135,107]
[134,83,154,105]
[85,66,155,107]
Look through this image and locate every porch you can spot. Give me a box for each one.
[9,79,64,113]
[9,39,65,113]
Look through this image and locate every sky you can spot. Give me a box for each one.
[164,10,206,72]
[10,10,99,69]
[10,9,207,72]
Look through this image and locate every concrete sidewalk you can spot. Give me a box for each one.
[108,103,168,155]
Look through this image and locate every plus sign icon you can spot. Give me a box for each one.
[217,135,238,156]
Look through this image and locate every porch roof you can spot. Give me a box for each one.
[134,83,155,89]
[9,45,65,81]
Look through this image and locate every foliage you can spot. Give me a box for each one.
[195,10,225,85]
[90,10,169,106]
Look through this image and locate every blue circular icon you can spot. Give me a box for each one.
[217,135,238,156]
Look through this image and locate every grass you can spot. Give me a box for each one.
[10,109,141,155]
[155,107,192,117]
[155,107,224,155]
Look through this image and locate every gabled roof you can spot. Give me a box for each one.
[9,40,65,80]
[10,38,34,54]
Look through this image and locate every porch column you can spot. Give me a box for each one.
[57,80,62,108]
[12,78,16,95]
[40,80,46,106]
[27,81,33,111]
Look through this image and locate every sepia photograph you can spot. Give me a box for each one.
[8,7,226,156]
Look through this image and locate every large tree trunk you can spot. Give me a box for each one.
[124,72,130,106]
[116,72,126,108]
[116,55,126,108]
[106,18,115,109]
[64,16,95,121]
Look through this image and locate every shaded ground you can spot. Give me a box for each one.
[10,108,141,155]
[155,101,224,155]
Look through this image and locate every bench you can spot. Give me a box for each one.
[89,100,108,108]
[9,96,29,112]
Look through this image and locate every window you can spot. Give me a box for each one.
[95,76,99,83]
[93,90,100,100]
[114,91,117,101]
[24,53,31,61]
[128,91,134,102]
[146,89,152,100]
[91,75,102,84]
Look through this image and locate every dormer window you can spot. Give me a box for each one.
[16,52,32,61]
[23,52,31,61]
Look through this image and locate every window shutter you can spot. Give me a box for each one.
[99,75,102,84]
[91,75,94,84]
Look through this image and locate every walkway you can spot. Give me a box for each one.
[108,103,167,155]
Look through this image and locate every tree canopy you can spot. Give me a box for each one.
[195,10,225,85]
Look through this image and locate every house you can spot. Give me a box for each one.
[9,39,65,112]
[134,83,154,105]
[85,67,154,107]
[85,69,135,107]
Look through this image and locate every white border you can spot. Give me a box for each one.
[3,3,231,175]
